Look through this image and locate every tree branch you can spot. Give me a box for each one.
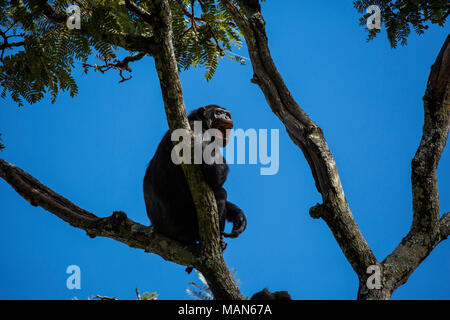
[175,0,206,24]
[0,41,24,50]
[410,34,450,235]
[379,34,450,298]
[440,213,450,239]
[220,0,377,285]
[221,0,450,300]
[0,158,198,267]
[124,0,153,24]
[90,295,118,300]
[2,0,242,300]
[146,0,242,300]
[0,23,25,62]
[82,52,146,83]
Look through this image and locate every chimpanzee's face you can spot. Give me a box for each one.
[203,105,233,146]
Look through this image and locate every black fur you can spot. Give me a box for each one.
[143,105,247,246]
[250,289,292,300]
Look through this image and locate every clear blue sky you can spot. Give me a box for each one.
[0,2,448,300]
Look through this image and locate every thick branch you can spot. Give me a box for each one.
[0,158,197,267]
[146,0,242,300]
[440,213,450,239]
[378,35,450,298]
[222,0,450,300]
[410,34,450,235]
[3,0,241,300]
[220,0,377,283]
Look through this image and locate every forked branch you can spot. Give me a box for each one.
[380,34,450,299]
[220,0,449,300]
[220,0,378,284]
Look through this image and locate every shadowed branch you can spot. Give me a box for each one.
[220,0,449,300]
[0,158,198,267]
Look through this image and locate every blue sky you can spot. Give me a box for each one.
[0,1,448,300]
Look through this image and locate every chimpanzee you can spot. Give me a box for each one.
[143,104,247,248]
[250,289,292,300]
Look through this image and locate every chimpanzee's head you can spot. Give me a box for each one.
[189,104,234,145]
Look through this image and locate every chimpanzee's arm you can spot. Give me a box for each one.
[223,201,247,238]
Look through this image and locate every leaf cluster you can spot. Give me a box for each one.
[171,0,242,80]
[0,0,127,106]
[0,0,244,106]
[354,0,449,47]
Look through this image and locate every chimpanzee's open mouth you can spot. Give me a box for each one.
[216,120,233,141]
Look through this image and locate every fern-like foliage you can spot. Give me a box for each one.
[171,0,242,81]
[186,270,214,300]
[1,0,125,106]
[137,291,159,300]
[0,0,244,106]
[186,268,241,300]
[354,0,449,48]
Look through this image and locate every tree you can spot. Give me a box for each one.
[0,0,448,300]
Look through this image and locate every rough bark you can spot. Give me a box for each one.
[144,0,242,300]
[0,159,198,267]
[3,0,448,301]
[370,34,450,300]
[0,152,241,299]
[4,0,243,301]
[220,0,450,299]
[220,0,377,282]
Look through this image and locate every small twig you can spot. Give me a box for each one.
[176,0,206,24]
[124,0,153,24]
[191,0,197,33]
[0,41,25,51]
[135,288,141,300]
[180,26,193,38]
[0,20,25,63]
[224,49,249,64]
[4,19,17,35]
[0,40,25,63]
[5,33,25,40]
[90,295,118,300]
[82,52,146,83]
[175,0,226,55]
[207,26,225,55]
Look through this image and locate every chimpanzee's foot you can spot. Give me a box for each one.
[220,236,227,251]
